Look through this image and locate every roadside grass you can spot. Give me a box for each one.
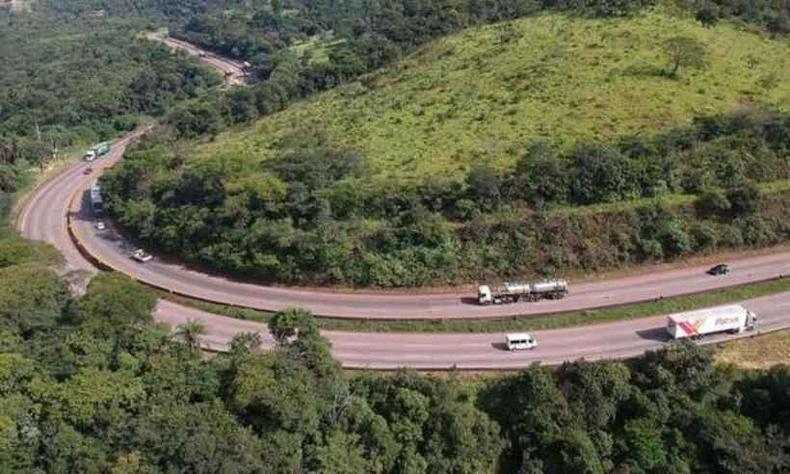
[156,290,273,322]
[758,179,790,194]
[714,330,790,369]
[158,277,790,333]
[196,10,790,185]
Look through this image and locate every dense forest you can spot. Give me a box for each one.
[2,247,790,472]
[104,110,790,286]
[0,8,219,195]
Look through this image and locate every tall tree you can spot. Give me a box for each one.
[175,319,206,352]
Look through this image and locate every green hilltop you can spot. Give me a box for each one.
[196,10,790,185]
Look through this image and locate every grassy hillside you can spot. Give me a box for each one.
[197,10,790,185]
[106,9,790,287]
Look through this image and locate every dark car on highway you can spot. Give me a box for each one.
[707,264,730,276]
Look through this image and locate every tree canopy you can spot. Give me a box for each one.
[2,251,790,472]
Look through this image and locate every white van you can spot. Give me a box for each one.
[505,333,537,351]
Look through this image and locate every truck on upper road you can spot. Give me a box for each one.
[666,304,757,339]
[478,279,568,305]
[83,142,111,161]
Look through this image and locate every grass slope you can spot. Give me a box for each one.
[197,10,790,185]
[715,330,790,369]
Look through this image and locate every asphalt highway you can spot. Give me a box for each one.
[157,291,790,369]
[14,36,790,369]
[142,32,247,86]
[18,130,148,274]
[16,135,790,368]
[19,134,790,320]
[51,37,788,321]
[66,157,790,320]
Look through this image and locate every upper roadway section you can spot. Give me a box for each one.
[142,32,247,86]
[19,134,790,320]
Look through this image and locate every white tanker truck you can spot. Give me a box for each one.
[477,279,568,305]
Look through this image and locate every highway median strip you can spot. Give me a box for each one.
[157,277,790,333]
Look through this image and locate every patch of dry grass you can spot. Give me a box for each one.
[715,330,790,369]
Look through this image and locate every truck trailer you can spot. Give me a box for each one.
[666,304,757,339]
[89,182,103,215]
[84,142,111,161]
[478,280,568,305]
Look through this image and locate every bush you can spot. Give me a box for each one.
[690,222,718,250]
[726,181,761,217]
[570,144,637,204]
[695,187,731,217]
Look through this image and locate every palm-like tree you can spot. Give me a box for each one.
[175,319,206,352]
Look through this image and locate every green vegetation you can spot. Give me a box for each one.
[105,107,790,286]
[3,1,790,471]
[3,257,790,472]
[46,1,787,142]
[0,8,220,196]
[197,11,789,183]
[93,0,790,288]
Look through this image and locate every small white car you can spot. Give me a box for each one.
[505,333,538,351]
[95,221,106,231]
[131,249,153,263]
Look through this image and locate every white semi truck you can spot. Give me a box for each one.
[83,142,110,161]
[478,279,568,305]
[666,304,757,339]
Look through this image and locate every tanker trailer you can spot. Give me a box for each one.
[477,279,568,305]
[530,279,569,300]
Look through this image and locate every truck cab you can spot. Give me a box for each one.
[746,310,758,331]
[84,150,96,161]
[478,285,493,305]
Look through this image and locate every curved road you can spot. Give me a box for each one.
[14,37,790,368]
[159,292,790,370]
[16,133,790,369]
[37,35,788,321]
[20,135,790,320]
[142,32,247,86]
